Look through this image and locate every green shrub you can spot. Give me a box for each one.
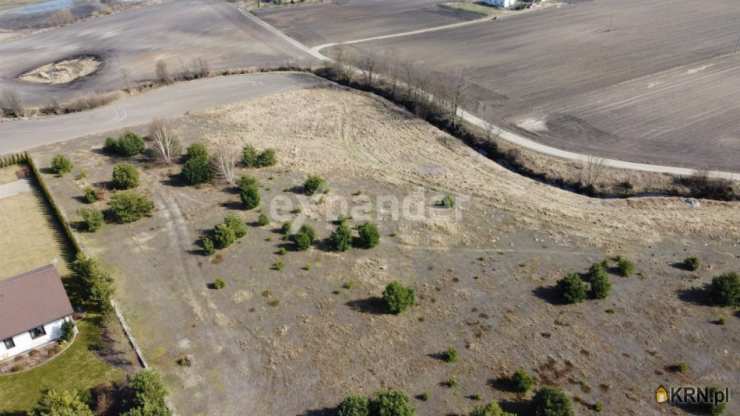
[213,278,225,289]
[303,175,327,195]
[707,272,738,307]
[238,175,258,190]
[78,208,104,232]
[71,254,114,315]
[202,237,215,256]
[510,369,534,393]
[60,320,75,342]
[338,395,370,416]
[112,163,140,190]
[588,263,611,300]
[181,155,212,185]
[109,191,154,223]
[556,273,588,304]
[242,144,258,167]
[104,132,145,157]
[280,221,292,235]
[50,154,73,175]
[469,401,514,416]
[531,387,573,416]
[441,347,458,363]
[256,148,277,167]
[330,221,352,251]
[356,222,380,249]
[185,143,208,162]
[122,370,171,416]
[437,194,455,208]
[291,224,316,251]
[224,214,247,239]
[83,186,98,203]
[212,223,236,249]
[272,260,284,271]
[383,281,415,314]
[616,256,635,277]
[32,389,94,416]
[683,256,700,271]
[240,184,260,210]
[257,213,270,226]
[369,390,415,416]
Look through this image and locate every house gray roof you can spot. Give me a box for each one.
[0,265,74,340]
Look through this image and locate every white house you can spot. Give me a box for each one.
[0,265,74,361]
[482,0,519,8]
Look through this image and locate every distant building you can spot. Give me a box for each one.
[482,0,519,8]
[0,265,74,361]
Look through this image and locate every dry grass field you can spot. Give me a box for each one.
[31,85,739,415]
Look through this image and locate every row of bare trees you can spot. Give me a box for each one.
[155,58,210,85]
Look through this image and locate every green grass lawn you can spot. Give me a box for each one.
[0,318,125,413]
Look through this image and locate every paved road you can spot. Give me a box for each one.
[0,72,323,153]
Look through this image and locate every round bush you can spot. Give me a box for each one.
[78,208,103,232]
[356,223,380,249]
[116,132,145,157]
[185,143,209,162]
[510,369,534,393]
[616,256,635,277]
[212,223,236,249]
[369,390,415,416]
[201,237,215,256]
[556,273,588,304]
[50,154,73,175]
[240,185,260,210]
[242,144,258,167]
[303,175,327,195]
[383,281,416,314]
[588,263,611,300]
[707,272,739,307]
[108,191,154,223]
[683,256,700,271]
[224,214,247,239]
[257,213,270,226]
[291,225,315,251]
[83,186,98,203]
[469,401,514,416]
[112,163,140,190]
[532,387,574,416]
[338,395,370,416]
[330,221,352,252]
[181,155,212,185]
[256,149,277,167]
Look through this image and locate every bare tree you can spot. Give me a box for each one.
[192,58,210,79]
[155,60,172,85]
[149,119,181,164]
[47,9,76,26]
[581,156,605,189]
[357,51,378,88]
[0,90,24,117]
[211,138,240,185]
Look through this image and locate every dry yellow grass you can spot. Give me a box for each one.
[0,190,68,280]
[0,166,23,185]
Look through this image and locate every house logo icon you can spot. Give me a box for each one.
[656,385,669,404]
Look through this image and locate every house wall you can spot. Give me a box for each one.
[481,0,518,8]
[0,316,71,361]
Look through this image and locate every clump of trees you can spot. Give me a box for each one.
[383,281,415,314]
[181,143,212,185]
[50,154,73,176]
[121,370,171,416]
[32,389,94,416]
[104,132,145,157]
[329,220,353,252]
[111,163,140,190]
[201,214,247,254]
[706,272,739,307]
[531,387,574,416]
[149,119,181,164]
[108,191,154,223]
[242,144,277,168]
[328,219,381,251]
[71,253,115,316]
[587,262,611,300]
[303,175,327,195]
[554,261,616,304]
[338,390,415,416]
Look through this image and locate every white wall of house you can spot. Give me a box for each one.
[482,0,518,8]
[0,316,71,361]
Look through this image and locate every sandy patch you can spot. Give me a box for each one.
[19,56,101,84]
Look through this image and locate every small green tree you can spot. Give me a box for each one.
[256,149,277,167]
[185,143,208,162]
[78,208,103,232]
[242,144,258,167]
[238,175,258,190]
[510,369,534,393]
[442,347,458,363]
[212,223,236,249]
[112,163,140,190]
[224,214,247,239]
[116,132,145,157]
[469,401,514,416]
[330,221,352,251]
[356,222,380,249]
[257,213,270,226]
[383,281,415,314]
[32,389,94,416]
[212,278,226,290]
[369,390,415,416]
[303,175,327,195]
[71,254,114,315]
[181,155,212,185]
[683,256,700,271]
[291,225,316,251]
[240,184,260,210]
[556,273,588,304]
[83,186,98,203]
[60,320,75,342]
[437,194,455,208]
[109,191,154,223]
[50,155,73,176]
[201,237,215,256]
[588,263,611,300]
[122,370,171,416]
[338,395,370,416]
[707,272,739,307]
[532,387,574,416]
[616,256,635,277]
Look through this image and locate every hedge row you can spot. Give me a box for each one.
[0,152,29,168]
